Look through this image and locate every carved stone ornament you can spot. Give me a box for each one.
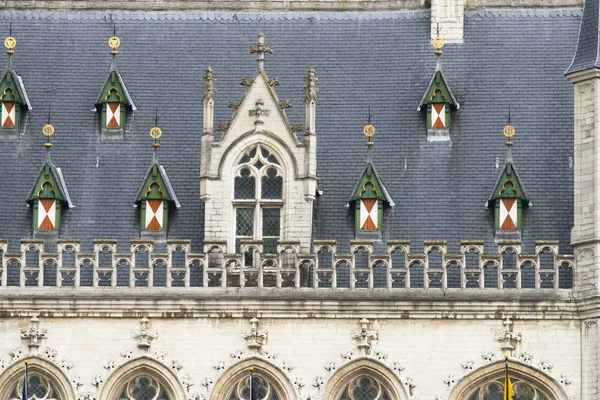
[21,315,48,353]
[242,317,268,352]
[279,100,292,110]
[482,351,496,364]
[132,317,158,351]
[495,317,521,357]
[249,99,270,125]
[351,318,378,356]
[202,68,217,103]
[304,67,319,104]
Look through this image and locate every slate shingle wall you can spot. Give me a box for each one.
[0,9,580,254]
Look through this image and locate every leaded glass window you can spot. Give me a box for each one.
[263,208,281,254]
[262,168,282,199]
[9,373,61,400]
[235,168,256,200]
[339,376,391,400]
[466,378,551,400]
[228,375,279,400]
[118,376,170,400]
[234,145,283,255]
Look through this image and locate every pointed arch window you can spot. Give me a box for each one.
[118,375,171,400]
[228,374,280,400]
[234,145,283,254]
[466,377,552,400]
[339,376,391,400]
[10,372,62,400]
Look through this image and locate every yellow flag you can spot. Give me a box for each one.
[504,373,514,400]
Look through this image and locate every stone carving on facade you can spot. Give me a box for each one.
[249,99,270,126]
[538,359,553,373]
[461,360,475,372]
[132,317,158,351]
[313,376,325,392]
[518,351,533,364]
[242,317,268,352]
[279,100,292,110]
[443,374,458,387]
[324,361,338,374]
[495,317,521,357]
[77,393,98,400]
[240,77,252,86]
[121,350,135,360]
[202,67,216,102]
[351,318,378,356]
[9,348,25,361]
[228,100,240,110]
[304,67,319,104]
[268,77,280,87]
[43,347,58,362]
[92,374,105,388]
[21,315,48,353]
[558,373,571,385]
[153,349,167,361]
[482,351,496,364]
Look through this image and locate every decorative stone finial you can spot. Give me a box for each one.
[495,316,521,357]
[304,67,319,104]
[21,315,48,353]
[132,317,158,351]
[250,33,273,71]
[351,318,378,356]
[242,317,268,352]
[202,67,217,103]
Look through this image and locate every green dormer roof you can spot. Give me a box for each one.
[27,161,74,208]
[349,162,395,206]
[96,70,136,110]
[0,69,32,110]
[418,69,459,111]
[488,155,530,204]
[135,163,181,208]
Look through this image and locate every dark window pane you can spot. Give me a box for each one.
[262,208,280,236]
[262,168,282,199]
[235,168,255,199]
[236,208,254,236]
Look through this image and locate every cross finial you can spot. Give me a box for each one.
[250,33,273,71]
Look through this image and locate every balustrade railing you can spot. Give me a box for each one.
[0,238,574,290]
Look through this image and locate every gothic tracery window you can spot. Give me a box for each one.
[118,376,170,400]
[466,378,551,400]
[9,373,61,400]
[234,145,283,256]
[338,376,391,400]
[227,374,279,400]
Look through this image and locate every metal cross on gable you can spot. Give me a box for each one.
[250,33,273,71]
[21,315,48,353]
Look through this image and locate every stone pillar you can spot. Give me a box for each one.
[430,0,464,43]
[567,68,600,400]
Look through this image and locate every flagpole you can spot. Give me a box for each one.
[22,359,28,400]
[248,367,254,400]
[504,355,509,400]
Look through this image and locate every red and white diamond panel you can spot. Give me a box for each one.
[431,103,446,129]
[500,198,518,230]
[38,199,56,231]
[106,102,121,129]
[2,101,15,128]
[146,199,163,231]
[360,199,378,231]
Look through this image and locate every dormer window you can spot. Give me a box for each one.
[95,34,136,139]
[417,34,459,141]
[0,35,32,137]
[2,89,16,128]
[488,122,530,240]
[135,124,180,237]
[234,144,283,254]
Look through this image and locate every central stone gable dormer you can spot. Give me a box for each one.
[200,34,318,254]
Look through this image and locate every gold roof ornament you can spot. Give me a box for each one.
[5,23,16,55]
[364,124,375,148]
[42,123,55,149]
[432,23,444,56]
[504,106,515,146]
[108,35,120,55]
[150,108,162,149]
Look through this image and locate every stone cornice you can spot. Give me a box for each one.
[0,289,580,319]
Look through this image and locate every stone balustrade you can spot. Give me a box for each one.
[0,238,574,290]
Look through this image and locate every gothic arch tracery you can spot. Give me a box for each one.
[98,356,185,400]
[209,358,297,400]
[0,357,75,400]
[448,360,567,400]
[323,358,409,400]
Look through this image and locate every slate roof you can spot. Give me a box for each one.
[0,9,581,253]
[566,0,599,74]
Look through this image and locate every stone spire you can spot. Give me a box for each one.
[202,67,216,136]
[250,33,273,71]
[304,67,318,136]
